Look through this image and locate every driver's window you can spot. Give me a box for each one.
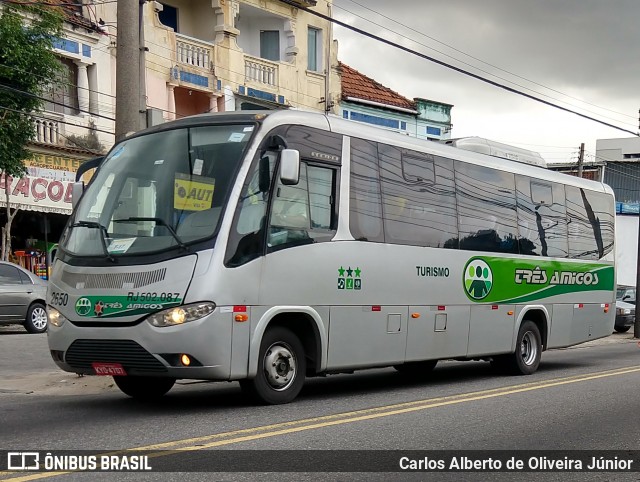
[271,163,310,231]
[268,162,336,248]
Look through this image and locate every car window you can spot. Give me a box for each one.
[18,270,32,284]
[0,265,24,285]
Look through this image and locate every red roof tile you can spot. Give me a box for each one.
[339,62,415,111]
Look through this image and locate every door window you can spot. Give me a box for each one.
[268,163,336,248]
[0,265,23,285]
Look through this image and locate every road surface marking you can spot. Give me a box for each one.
[3,364,640,480]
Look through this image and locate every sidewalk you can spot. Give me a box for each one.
[560,330,639,349]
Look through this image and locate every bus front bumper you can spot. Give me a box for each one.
[47,309,235,380]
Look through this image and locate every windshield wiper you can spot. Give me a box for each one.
[112,217,187,250]
[70,220,115,262]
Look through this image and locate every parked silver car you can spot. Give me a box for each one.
[615,285,636,333]
[0,261,48,333]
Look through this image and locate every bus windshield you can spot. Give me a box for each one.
[60,124,254,257]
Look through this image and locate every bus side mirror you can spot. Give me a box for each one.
[71,181,84,209]
[280,149,300,185]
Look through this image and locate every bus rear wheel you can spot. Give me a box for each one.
[493,320,541,375]
[394,360,438,376]
[113,376,175,400]
[240,327,306,405]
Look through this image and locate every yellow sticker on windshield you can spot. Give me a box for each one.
[174,173,215,211]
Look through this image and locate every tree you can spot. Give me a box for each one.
[0,2,63,260]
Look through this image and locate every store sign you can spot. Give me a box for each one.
[0,153,89,215]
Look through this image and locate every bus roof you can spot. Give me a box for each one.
[126,110,611,196]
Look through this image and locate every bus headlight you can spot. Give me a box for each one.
[146,302,216,328]
[48,307,67,327]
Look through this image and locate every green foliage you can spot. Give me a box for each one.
[0,2,64,177]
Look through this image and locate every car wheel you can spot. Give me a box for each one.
[24,302,48,334]
[614,325,631,333]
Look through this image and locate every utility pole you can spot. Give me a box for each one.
[115,0,144,141]
[138,0,147,130]
[577,142,585,178]
[636,109,640,339]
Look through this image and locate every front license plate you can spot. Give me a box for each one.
[92,362,127,376]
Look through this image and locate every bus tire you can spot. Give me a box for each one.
[241,327,306,405]
[394,360,437,376]
[501,320,542,375]
[113,376,175,399]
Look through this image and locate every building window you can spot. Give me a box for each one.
[307,27,322,71]
[44,57,78,115]
[158,3,178,32]
[260,31,280,61]
[426,126,441,136]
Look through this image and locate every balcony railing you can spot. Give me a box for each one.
[34,118,60,145]
[175,33,214,70]
[244,55,278,87]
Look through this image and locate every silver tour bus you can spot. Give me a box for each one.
[47,111,616,404]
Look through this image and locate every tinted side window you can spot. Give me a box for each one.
[282,125,342,163]
[18,270,32,284]
[455,162,519,254]
[0,265,23,284]
[516,176,568,257]
[379,145,458,248]
[586,190,615,258]
[349,138,384,242]
[566,186,614,259]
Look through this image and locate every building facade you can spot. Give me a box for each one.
[338,63,453,140]
[135,0,339,122]
[596,137,640,213]
[0,1,114,275]
[33,0,116,150]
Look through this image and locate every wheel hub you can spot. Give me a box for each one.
[520,331,537,365]
[264,343,297,391]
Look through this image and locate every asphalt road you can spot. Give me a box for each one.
[1,329,639,481]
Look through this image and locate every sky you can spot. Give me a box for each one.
[331,0,639,165]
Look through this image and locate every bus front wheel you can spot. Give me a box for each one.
[113,376,175,400]
[493,320,542,375]
[241,327,306,405]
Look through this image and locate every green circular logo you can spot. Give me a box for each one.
[75,297,92,316]
[464,259,493,300]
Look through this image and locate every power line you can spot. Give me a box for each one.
[279,0,638,137]
[0,104,115,136]
[0,62,116,99]
[0,83,116,121]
